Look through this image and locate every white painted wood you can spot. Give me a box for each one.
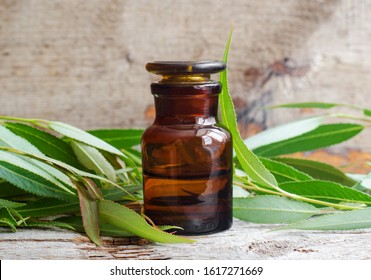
[1,219,370,259]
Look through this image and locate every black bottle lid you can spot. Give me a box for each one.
[146,60,226,75]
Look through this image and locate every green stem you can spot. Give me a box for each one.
[329,113,371,123]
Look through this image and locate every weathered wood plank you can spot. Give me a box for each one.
[1,219,371,260]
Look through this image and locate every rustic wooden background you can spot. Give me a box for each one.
[0,0,370,157]
[1,0,371,260]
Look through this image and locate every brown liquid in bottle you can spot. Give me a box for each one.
[142,61,232,235]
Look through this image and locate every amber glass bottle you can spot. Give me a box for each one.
[142,61,232,235]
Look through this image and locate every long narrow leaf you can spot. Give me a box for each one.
[98,199,194,243]
[0,161,76,201]
[269,102,371,118]
[253,124,363,157]
[281,207,371,230]
[71,141,116,182]
[219,29,277,189]
[48,121,123,156]
[88,129,143,149]
[76,184,101,246]
[233,196,319,224]
[18,198,79,217]
[0,198,26,209]
[279,180,371,205]
[269,102,339,109]
[0,126,76,190]
[275,157,356,187]
[259,157,312,183]
[0,151,76,196]
[5,122,80,168]
[245,117,323,150]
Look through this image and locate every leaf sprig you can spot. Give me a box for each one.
[1,32,371,244]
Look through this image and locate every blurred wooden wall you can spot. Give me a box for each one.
[0,0,370,158]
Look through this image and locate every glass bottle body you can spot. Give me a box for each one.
[142,61,232,235]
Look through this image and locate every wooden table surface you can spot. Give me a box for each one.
[1,218,370,260]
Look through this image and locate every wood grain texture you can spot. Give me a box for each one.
[1,219,371,260]
[0,0,370,152]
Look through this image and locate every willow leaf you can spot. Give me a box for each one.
[0,146,135,200]
[4,122,80,168]
[18,198,79,217]
[281,207,371,230]
[0,207,18,231]
[0,161,76,201]
[245,117,323,150]
[275,157,356,187]
[48,121,123,156]
[259,157,312,183]
[88,129,143,149]
[233,196,319,224]
[279,180,371,205]
[364,109,371,117]
[0,151,76,196]
[98,199,194,243]
[219,29,277,189]
[0,126,76,190]
[0,198,26,209]
[253,124,364,157]
[56,216,134,237]
[270,102,371,118]
[269,102,338,109]
[71,141,116,182]
[0,181,27,198]
[22,221,76,231]
[76,184,101,246]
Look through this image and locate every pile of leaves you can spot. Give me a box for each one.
[1,34,371,245]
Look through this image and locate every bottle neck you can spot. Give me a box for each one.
[151,83,221,125]
[154,94,219,125]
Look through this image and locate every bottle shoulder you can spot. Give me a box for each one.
[142,123,231,143]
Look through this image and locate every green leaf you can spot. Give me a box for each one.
[219,29,277,189]
[76,184,101,246]
[279,180,371,205]
[245,117,323,150]
[275,157,356,187]
[0,161,76,201]
[0,125,41,155]
[4,122,80,168]
[0,198,26,209]
[0,207,18,231]
[350,173,371,190]
[0,181,27,198]
[259,157,312,183]
[364,109,371,117]
[270,102,338,109]
[22,220,76,231]
[253,124,364,157]
[0,151,76,197]
[56,216,134,237]
[0,146,135,201]
[233,196,319,224]
[88,129,143,149]
[48,121,123,156]
[98,199,194,243]
[17,198,79,217]
[281,207,371,230]
[101,185,142,200]
[0,126,77,191]
[71,141,116,182]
